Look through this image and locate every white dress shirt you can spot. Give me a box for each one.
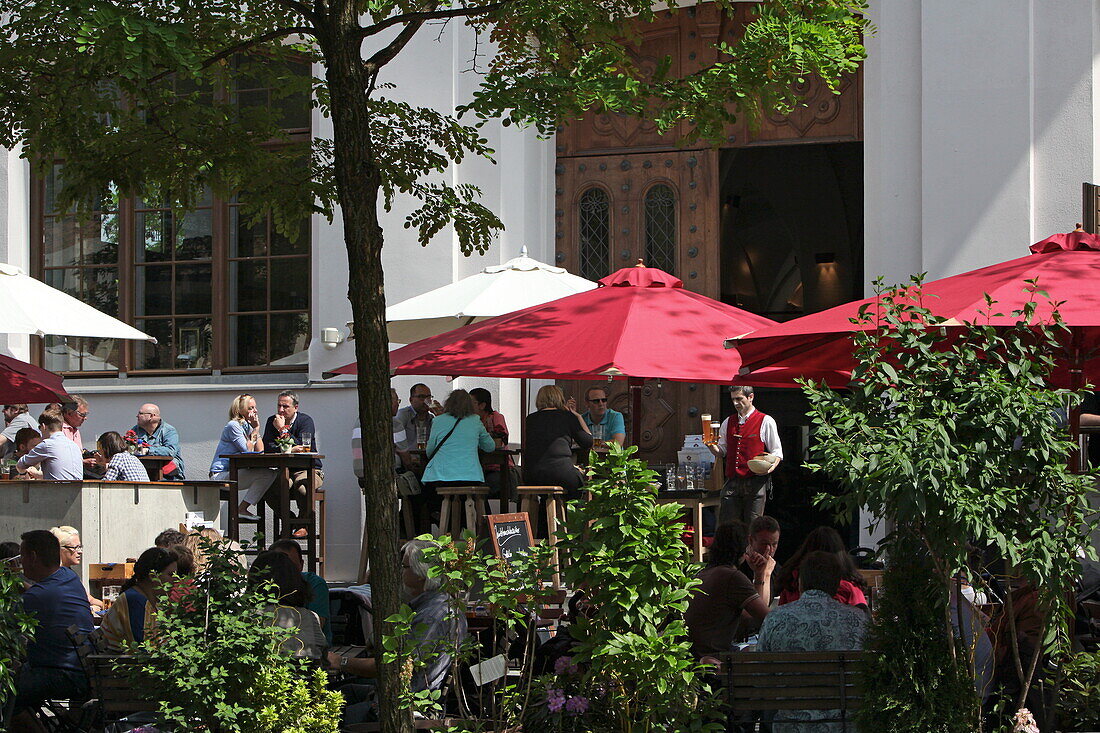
[716,407,782,459]
[16,432,83,481]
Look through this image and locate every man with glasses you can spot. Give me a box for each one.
[394,383,442,472]
[131,403,185,480]
[0,404,39,460]
[61,395,101,477]
[580,386,626,446]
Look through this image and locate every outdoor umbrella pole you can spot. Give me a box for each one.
[628,377,643,447]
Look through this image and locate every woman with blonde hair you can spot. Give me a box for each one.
[522,385,592,499]
[50,525,104,611]
[208,393,275,521]
[418,389,496,533]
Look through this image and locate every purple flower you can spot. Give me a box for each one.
[565,695,589,715]
[546,688,565,713]
[554,655,578,676]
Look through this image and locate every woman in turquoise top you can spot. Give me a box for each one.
[419,389,495,532]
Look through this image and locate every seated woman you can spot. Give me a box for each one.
[470,387,512,499]
[95,431,151,481]
[247,551,325,660]
[774,526,869,609]
[418,389,496,533]
[522,385,592,500]
[685,522,772,657]
[208,394,275,522]
[98,547,178,652]
[49,525,104,611]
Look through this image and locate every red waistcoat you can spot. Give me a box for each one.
[725,410,768,479]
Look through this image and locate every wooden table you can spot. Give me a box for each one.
[656,490,721,562]
[223,452,325,572]
[137,454,173,481]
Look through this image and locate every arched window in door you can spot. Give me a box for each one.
[579,187,610,281]
[644,184,676,274]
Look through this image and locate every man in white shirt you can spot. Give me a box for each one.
[706,386,782,524]
[17,413,83,481]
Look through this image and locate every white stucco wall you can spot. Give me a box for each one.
[0,21,553,581]
[866,0,1100,288]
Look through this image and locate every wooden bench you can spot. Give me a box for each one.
[87,654,157,727]
[717,650,866,731]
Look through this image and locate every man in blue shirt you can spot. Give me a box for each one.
[131,403,185,480]
[12,530,94,721]
[261,390,323,517]
[580,386,626,446]
[16,414,82,481]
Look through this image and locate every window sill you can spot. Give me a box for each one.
[57,372,356,395]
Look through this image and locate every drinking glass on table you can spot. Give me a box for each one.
[675,464,687,491]
[415,423,429,451]
[591,423,605,442]
[300,432,313,451]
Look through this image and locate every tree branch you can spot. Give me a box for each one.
[149,26,317,83]
[359,2,507,39]
[365,15,428,72]
[272,0,316,20]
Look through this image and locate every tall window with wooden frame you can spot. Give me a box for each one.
[643,183,676,274]
[31,58,312,376]
[578,187,611,282]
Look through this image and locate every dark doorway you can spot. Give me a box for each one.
[718,142,865,560]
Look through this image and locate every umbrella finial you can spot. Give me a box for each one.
[635,259,646,268]
[1074,223,1085,232]
[519,245,529,257]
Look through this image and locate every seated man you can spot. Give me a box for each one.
[17,413,82,481]
[269,539,332,644]
[738,515,783,585]
[579,386,626,446]
[0,404,38,460]
[12,428,43,479]
[686,522,772,657]
[131,403,185,480]
[261,391,323,517]
[327,539,466,725]
[756,550,869,731]
[10,530,94,728]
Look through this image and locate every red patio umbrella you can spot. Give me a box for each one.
[0,354,67,403]
[329,263,846,441]
[726,230,1100,389]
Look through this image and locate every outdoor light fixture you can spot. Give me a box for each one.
[814,252,836,265]
[320,328,345,350]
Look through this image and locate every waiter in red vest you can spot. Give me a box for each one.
[706,385,783,525]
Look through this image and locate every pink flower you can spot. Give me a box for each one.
[565,695,589,715]
[1012,709,1039,733]
[546,688,565,713]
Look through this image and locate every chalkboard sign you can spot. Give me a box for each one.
[487,512,534,565]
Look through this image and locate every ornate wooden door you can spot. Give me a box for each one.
[554,150,721,463]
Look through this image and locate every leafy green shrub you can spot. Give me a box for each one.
[126,536,343,732]
[801,278,1097,731]
[0,561,36,714]
[1057,650,1100,731]
[547,443,721,733]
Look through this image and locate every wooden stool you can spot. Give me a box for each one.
[285,485,327,577]
[437,486,490,538]
[517,485,567,587]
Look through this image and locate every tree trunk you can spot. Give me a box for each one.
[318,5,412,733]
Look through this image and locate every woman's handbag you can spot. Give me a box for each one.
[395,471,422,497]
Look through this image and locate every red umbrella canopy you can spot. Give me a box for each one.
[331,264,778,384]
[0,354,67,403]
[727,232,1100,387]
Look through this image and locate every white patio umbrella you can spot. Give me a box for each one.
[384,246,597,344]
[0,263,155,341]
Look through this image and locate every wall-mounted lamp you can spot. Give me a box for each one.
[814,252,836,265]
[320,327,345,350]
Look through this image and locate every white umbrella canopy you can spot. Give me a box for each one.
[0,263,155,341]
[384,246,597,344]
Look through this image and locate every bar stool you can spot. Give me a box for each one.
[517,485,567,587]
[437,486,490,538]
[281,485,327,578]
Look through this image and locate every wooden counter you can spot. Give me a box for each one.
[0,479,226,584]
